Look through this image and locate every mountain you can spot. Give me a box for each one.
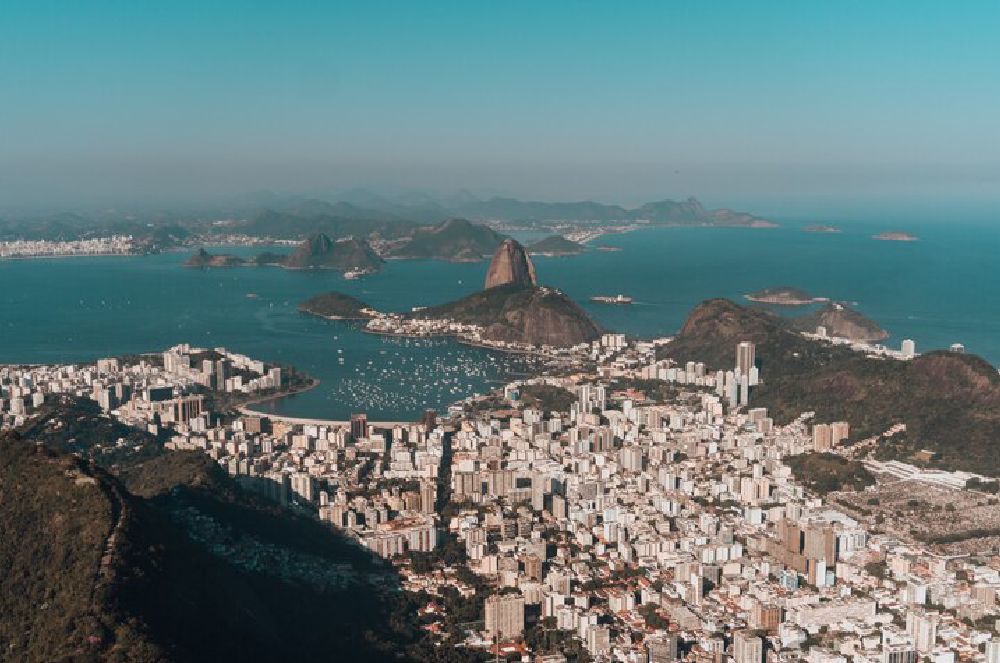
[527,235,584,256]
[240,207,417,241]
[414,283,600,347]
[484,239,538,289]
[0,405,453,662]
[184,248,246,268]
[298,292,375,319]
[660,299,1000,475]
[390,218,505,261]
[791,302,889,342]
[283,234,384,272]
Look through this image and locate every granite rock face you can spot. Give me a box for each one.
[484,239,537,289]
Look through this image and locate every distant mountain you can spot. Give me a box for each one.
[660,298,1000,475]
[484,239,537,289]
[283,234,383,272]
[390,218,506,261]
[240,208,417,241]
[792,302,889,342]
[527,235,584,256]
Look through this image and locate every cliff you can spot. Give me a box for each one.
[484,239,538,289]
[528,235,584,256]
[298,292,375,319]
[390,218,504,261]
[282,234,383,272]
[659,299,1000,475]
[414,283,600,347]
[184,248,246,268]
[792,302,889,342]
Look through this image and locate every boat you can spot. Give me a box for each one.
[343,269,370,280]
[590,294,633,305]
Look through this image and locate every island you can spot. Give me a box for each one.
[527,234,584,256]
[184,248,246,268]
[744,286,822,306]
[791,301,889,342]
[282,233,384,272]
[298,292,376,320]
[389,218,504,262]
[803,224,841,233]
[873,232,919,242]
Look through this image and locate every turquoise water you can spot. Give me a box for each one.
[2,219,999,419]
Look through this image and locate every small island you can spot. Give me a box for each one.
[803,225,841,233]
[873,232,919,242]
[595,245,622,252]
[745,286,822,306]
[298,292,376,320]
[184,248,246,268]
[527,235,584,256]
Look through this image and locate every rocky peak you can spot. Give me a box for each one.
[484,239,537,289]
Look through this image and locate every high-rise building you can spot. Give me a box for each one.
[907,611,939,654]
[733,631,764,663]
[813,424,833,451]
[350,412,368,441]
[831,421,850,445]
[736,341,756,377]
[901,339,916,358]
[485,593,525,639]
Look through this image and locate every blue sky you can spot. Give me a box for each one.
[1,1,998,210]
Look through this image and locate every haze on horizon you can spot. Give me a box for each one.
[2,1,999,215]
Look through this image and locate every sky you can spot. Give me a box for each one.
[1,1,999,212]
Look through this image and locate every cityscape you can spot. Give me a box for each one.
[2,3,1000,663]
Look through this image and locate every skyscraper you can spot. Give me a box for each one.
[901,339,916,358]
[485,593,525,639]
[736,341,756,377]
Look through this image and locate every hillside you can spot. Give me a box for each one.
[660,299,1000,474]
[414,283,600,347]
[791,302,889,342]
[390,218,505,261]
[298,291,375,319]
[528,235,584,256]
[0,418,464,662]
[283,234,384,272]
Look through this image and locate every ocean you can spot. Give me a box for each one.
[3,218,998,420]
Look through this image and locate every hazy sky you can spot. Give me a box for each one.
[2,1,999,211]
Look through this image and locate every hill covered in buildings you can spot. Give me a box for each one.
[660,298,1000,475]
[0,413,470,663]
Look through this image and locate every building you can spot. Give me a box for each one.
[485,593,525,640]
[350,412,368,441]
[901,339,916,358]
[647,634,680,662]
[733,631,763,663]
[736,341,756,377]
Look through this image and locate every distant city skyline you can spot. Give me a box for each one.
[2,1,999,211]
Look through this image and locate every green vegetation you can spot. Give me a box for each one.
[527,235,584,255]
[661,299,1000,475]
[786,452,875,494]
[518,384,577,413]
[282,233,384,272]
[298,291,375,319]
[390,218,504,261]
